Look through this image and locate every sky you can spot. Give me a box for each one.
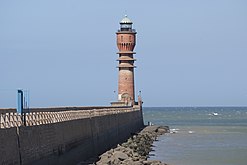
[0,0,247,108]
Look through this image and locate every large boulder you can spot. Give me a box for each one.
[113,151,128,161]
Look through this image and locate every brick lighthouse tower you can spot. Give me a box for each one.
[115,15,137,106]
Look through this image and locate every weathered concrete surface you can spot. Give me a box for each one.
[95,125,169,165]
[0,127,20,165]
[0,108,143,165]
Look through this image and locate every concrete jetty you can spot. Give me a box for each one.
[0,106,143,165]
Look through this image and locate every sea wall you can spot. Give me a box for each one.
[0,127,20,164]
[0,107,143,165]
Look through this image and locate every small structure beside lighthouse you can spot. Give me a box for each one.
[112,15,137,106]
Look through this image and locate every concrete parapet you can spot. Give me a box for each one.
[0,107,134,129]
[0,112,22,128]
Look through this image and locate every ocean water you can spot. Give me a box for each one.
[144,107,247,165]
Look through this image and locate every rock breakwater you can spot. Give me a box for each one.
[96,125,169,165]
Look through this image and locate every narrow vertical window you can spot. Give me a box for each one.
[121,36,123,42]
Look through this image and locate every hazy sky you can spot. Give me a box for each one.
[0,0,247,107]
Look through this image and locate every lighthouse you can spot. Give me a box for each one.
[115,15,137,106]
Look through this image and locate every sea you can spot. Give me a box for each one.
[144,107,247,165]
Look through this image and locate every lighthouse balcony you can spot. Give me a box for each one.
[117,51,136,54]
[117,63,136,68]
[117,57,136,61]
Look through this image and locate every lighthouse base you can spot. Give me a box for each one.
[110,101,138,107]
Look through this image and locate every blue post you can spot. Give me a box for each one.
[17,89,23,114]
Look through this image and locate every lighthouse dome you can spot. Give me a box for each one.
[120,15,132,24]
